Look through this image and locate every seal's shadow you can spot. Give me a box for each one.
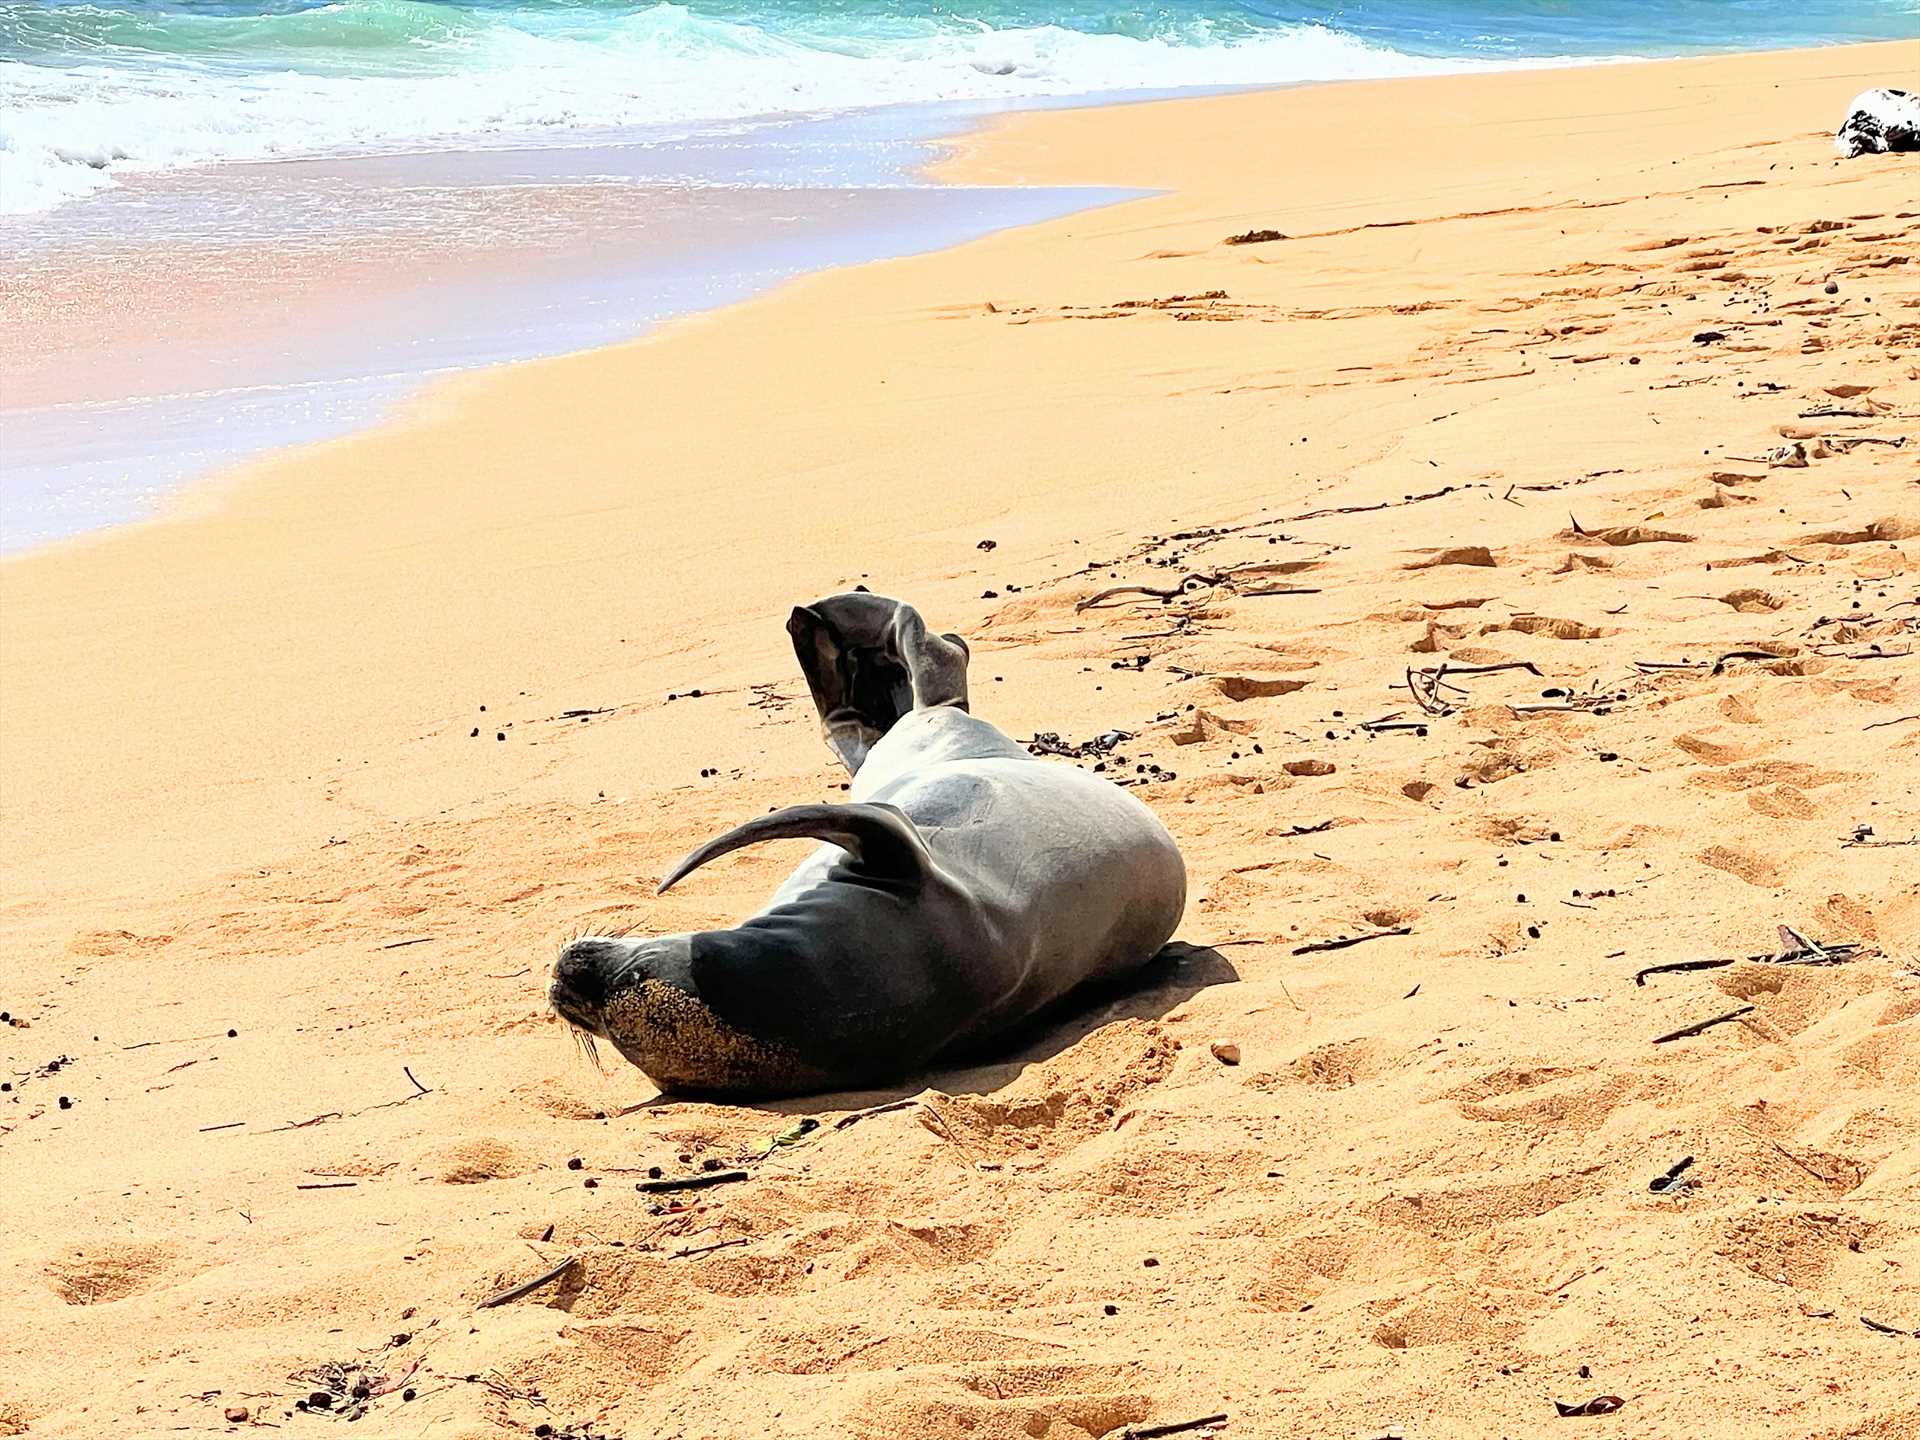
[730,939,1239,1116]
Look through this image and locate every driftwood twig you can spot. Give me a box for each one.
[1293,926,1411,956]
[637,1170,749,1194]
[1652,1005,1756,1045]
[478,1254,578,1309]
[1124,1414,1230,1440]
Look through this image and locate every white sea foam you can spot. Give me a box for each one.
[0,10,1503,215]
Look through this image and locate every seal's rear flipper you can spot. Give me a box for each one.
[789,593,970,774]
[658,801,933,895]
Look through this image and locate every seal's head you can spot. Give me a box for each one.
[549,932,826,1097]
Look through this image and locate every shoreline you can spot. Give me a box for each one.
[0,97,1150,555]
[2,40,1917,1440]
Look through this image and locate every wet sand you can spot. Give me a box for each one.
[2,41,1917,1440]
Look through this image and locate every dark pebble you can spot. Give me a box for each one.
[58,1096,72,1110]
[648,1166,663,1179]
[1549,832,1561,842]
[583,1177,598,1188]
[567,1157,583,1170]
[1527,925,1541,939]
[402,1390,417,1403]
[470,728,479,737]
[1598,751,1619,762]
[1103,1303,1118,1316]
[1142,1257,1159,1268]
[227,1028,238,1038]
[495,732,505,742]
[701,1157,723,1172]
[309,1393,333,1410]
[1824,282,1838,294]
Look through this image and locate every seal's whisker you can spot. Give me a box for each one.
[567,1025,603,1071]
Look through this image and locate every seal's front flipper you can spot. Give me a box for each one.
[789,593,970,774]
[658,801,933,895]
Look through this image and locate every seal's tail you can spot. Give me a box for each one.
[657,801,933,896]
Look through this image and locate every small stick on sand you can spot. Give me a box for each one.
[477,1254,578,1309]
[296,1181,357,1191]
[636,1170,749,1193]
[1125,1414,1230,1440]
[1652,1005,1756,1045]
[833,1098,920,1131]
[380,937,434,950]
[1293,927,1411,956]
[1633,958,1735,987]
[674,1237,749,1259]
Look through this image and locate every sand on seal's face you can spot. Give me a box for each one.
[2,38,1918,1440]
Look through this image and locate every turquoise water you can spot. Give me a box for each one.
[5,0,1915,212]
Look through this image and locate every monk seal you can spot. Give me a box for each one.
[1836,87,1919,157]
[549,592,1188,1098]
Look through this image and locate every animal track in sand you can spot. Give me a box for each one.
[1365,1166,1605,1236]
[1745,784,1819,819]
[1370,1282,1530,1350]
[1693,759,1859,794]
[834,1219,1007,1283]
[1800,515,1920,545]
[45,1239,184,1306]
[1070,1145,1276,1219]
[927,1020,1178,1164]
[1565,524,1696,546]
[417,1136,533,1184]
[1405,545,1499,569]
[1243,1239,1354,1311]
[1698,845,1782,887]
[1484,615,1614,640]
[1673,732,1757,766]
[1211,674,1307,701]
[1554,552,1615,573]
[1720,588,1787,612]
[512,1077,612,1121]
[1715,1211,1874,1289]
[849,1361,1154,1440]
[1281,1037,1394,1090]
[66,928,173,956]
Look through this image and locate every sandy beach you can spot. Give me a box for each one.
[3,38,1918,1439]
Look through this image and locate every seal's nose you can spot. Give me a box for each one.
[550,937,625,1026]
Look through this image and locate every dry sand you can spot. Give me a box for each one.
[3,40,1918,1440]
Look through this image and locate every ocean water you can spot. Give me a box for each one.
[3,1,1915,552]
[5,0,1916,215]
